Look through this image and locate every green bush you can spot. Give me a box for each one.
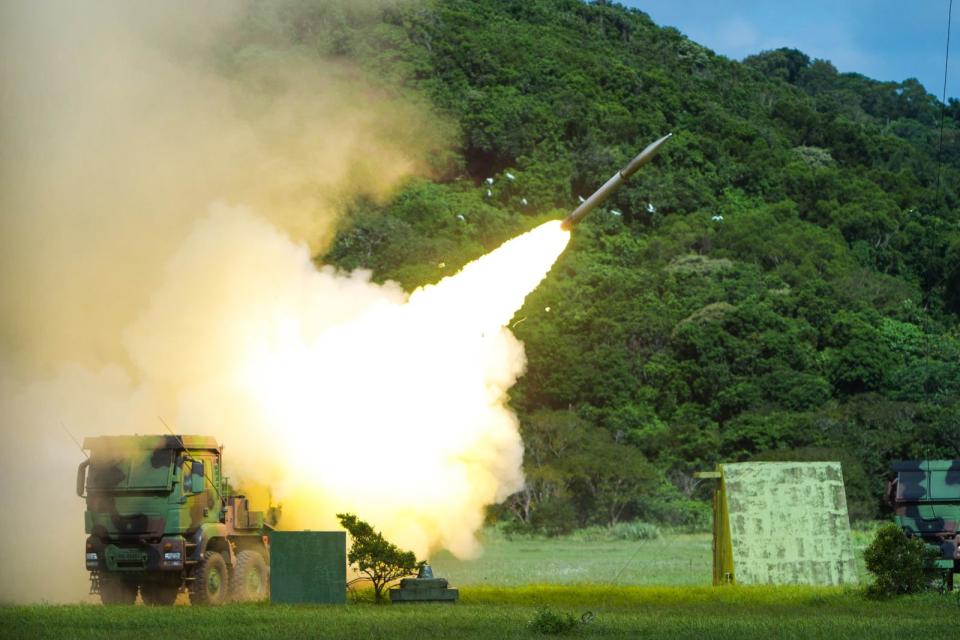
[863,523,940,598]
[570,521,661,542]
[528,608,579,635]
[635,494,712,532]
[605,521,661,541]
[528,498,578,537]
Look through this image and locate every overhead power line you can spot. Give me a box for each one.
[936,0,953,193]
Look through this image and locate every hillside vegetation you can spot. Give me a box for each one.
[246,0,960,530]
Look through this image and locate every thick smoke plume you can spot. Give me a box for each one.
[0,0,565,605]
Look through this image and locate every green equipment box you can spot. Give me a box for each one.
[697,462,858,586]
[269,531,346,604]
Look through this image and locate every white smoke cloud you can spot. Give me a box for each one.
[0,0,446,603]
[0,0,567,604]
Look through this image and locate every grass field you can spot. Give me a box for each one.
[3,586,958,639]
[429,530,714,586]
[430,525,880,586]
[3,528,957,639]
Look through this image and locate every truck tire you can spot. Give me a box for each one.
[189,550,229,606]
[99,575,137,605]
[230,550,269,602]
[141,577,180,606]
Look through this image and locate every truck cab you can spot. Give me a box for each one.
[77,435,271,605]
[887,459,960,587]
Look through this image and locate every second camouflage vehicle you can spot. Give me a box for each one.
[887,459,960,590]
[77,435,273,605]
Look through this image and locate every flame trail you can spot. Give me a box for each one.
[237,220,571,556]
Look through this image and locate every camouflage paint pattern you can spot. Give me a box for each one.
[888,459,960,571]
[78,434,270,595]
[707,462,858,586]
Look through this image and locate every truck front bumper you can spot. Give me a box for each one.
[86,535,186,572]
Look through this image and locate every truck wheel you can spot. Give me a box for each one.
[99,575,137,605]
[189,550,229,606]
[141,578,180,606]
[230,550,269,602]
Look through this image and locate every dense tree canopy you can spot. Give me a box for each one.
[255,0,960,529]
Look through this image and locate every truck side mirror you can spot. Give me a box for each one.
[884,478,897,508]
[190,460,205,494]
[76,460,89,497]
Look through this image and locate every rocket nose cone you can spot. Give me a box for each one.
[647,132,673,153]
[622,132,673,178]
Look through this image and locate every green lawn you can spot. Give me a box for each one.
[429,530,714,586]
[430,527,878,586]
[2,586,957,639]
[3,528,955,639]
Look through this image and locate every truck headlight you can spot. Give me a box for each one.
[85,553,98,561]
[163,552,181,561]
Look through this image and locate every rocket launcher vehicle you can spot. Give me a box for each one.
[560,132,672,230]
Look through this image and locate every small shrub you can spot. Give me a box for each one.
[609,521,661,541]
[570,521,661,542]
[635,494,712,532]
[863,523,940,598]
[337,513,423,603]
[528,608,579,635]
[529,498,577,537]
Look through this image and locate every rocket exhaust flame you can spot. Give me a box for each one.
[237,219,571,557]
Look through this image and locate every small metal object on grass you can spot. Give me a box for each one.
[389,563,459,603]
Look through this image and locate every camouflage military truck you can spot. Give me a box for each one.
[887,459,960,589]
[77,435,273,605]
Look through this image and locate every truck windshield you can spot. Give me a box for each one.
[896,470,960,502]
[87,448,174,491]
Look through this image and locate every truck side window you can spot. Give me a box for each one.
[896,471,927,500]
[182,458,205,494]
[191,460,205,494]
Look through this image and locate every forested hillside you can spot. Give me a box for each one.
[258,0,960,529]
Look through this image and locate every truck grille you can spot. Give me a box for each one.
[104,545,148,570]
[114,514,149,534]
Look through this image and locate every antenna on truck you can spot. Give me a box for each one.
[159,415,196,459]
[60,420,89,459]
